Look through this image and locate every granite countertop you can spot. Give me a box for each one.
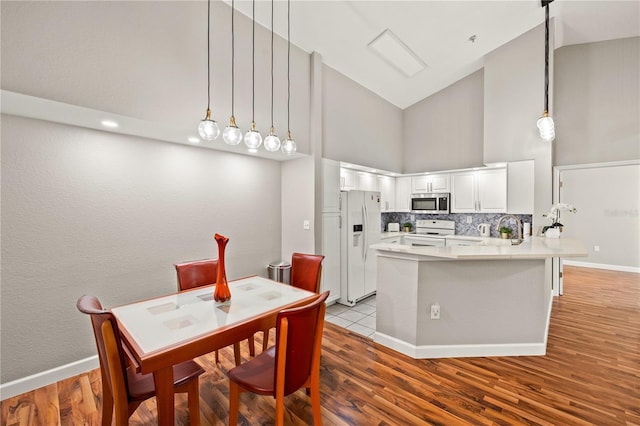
[371,237,588,260]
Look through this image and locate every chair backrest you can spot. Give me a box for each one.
[290,253,325,293]
[274,291,329,396]
[174,258,218,291]
[76,295,130,407]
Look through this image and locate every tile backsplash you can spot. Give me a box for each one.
[382,212,533,239]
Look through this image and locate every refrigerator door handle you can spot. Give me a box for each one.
[363,203,368,261]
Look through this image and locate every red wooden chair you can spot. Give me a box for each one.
[76,295,204,426]
[227,291,329,425]
[174,258,255,365]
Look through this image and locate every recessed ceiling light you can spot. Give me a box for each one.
[100,119,119,128]
[368,29,426,77]
[188,137,200,143]
[248,148,258,154]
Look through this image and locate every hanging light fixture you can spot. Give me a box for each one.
[281,0,297,155]
[198,0,220,141]
[244,0,262,150]
[263,0,281,152]
[223,0,243,145]
[537,0,555,142]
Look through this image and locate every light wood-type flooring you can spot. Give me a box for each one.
[2,265,639,425]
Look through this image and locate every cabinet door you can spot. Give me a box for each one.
[478,168,506,213]
[377,175,395,212]
[451,171,477,212]
[322,159,341,213]
[395,176,412,212]
[321,213,341,304]
[430,174,450,193]
[411,175,430,193]
[357,172,378,192]
[340,168,356,190]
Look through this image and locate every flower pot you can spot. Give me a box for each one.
[501,232,511,239]
[403,226,411,232]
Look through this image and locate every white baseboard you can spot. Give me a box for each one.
[0,356,99,400]
[563,260,640,273]
[373,332,547,359]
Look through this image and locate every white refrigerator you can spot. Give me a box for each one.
[339,190,381,306]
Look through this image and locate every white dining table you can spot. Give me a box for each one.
[111,275,318,425]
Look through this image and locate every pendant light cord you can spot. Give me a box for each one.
[544,4,549,113]
[270,0,274,129]
[231,0,235,116]
[287,0,291,133]
[251,0,255,122]
[206,0,211,112]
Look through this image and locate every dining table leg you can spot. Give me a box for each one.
[153,366,175,426]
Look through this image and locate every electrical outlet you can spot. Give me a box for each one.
[303,220,310,230]
[594,245,600,252]
[430,304,440,320]
[466,216,472,224]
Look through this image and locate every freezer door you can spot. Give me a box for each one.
[364,191,381,296]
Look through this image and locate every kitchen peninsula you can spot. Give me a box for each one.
[370,238,587,359]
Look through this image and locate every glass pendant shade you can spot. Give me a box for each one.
[281,133,297,155]
[537,113,555,142]
[264,128,281,152]
[244,122,263,149]
[198,110,220,141]
[223,116,243,145]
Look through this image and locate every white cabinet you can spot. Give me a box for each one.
[322,159,341,213]
[395,176,412,212]
[377,175,395,212]
[356,171,378,192]
[451,168,506,213]
[340,168,356,190]
[411,173,450,193]
[507,160,534,214]
[321,213,341,304]
[384,236,402,244]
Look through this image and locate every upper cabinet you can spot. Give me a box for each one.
[395,176,412,212]
[411,173,450,193]
[356,171,378,192]
[340,168,357,191]
[451,168,506,213]
[323,159,341,213]
[377,175,395,212]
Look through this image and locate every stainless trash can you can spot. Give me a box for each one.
[267,260,291,284]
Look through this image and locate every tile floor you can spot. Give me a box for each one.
[325,294,376,338]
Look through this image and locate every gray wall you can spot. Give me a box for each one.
[403,69,484,173]
[322,65,403,173]
[554,37,640,165]
[0,1,312,154]
[1,115,282,383]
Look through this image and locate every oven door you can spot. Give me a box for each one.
[404,235,446,247]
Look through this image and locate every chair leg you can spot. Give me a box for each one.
[229,381,240,426]
[310,383,322,425]
[233,342,242,366]
[215,349,220,364]
[187,378,201,426]
[262,329,270,351]
[275,395,285,426]
[248,335,256,357]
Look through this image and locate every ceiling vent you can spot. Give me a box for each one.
[367,29,427,77]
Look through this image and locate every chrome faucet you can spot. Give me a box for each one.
[497,214,523,245]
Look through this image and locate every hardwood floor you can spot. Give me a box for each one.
[2,266,639,425]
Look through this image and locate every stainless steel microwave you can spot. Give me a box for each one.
[410,193,450,214]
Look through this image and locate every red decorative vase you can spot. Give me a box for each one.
[213,233,231,302]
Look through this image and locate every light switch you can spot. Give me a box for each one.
[303,220,310,230]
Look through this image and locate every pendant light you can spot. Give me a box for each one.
[244,0,263,150]
[263,0,281,152]
[537,0,555,142]
[198,0,220,141]
[223,0,243,145]
[281,0,297,155]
